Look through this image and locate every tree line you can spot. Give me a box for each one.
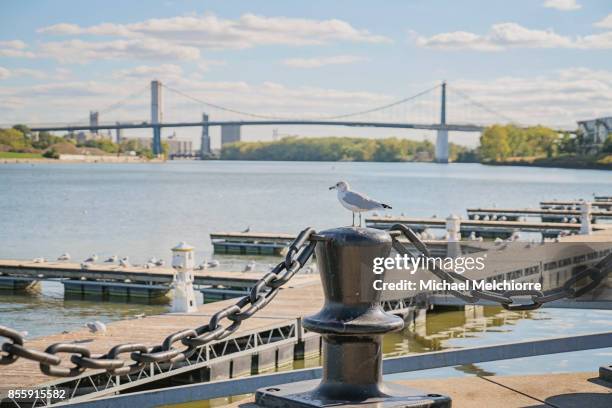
[221,136,473,162]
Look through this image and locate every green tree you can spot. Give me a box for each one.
[480,125,511,161]
[0,128,30,151]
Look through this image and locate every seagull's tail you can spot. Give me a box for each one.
[381,203,392,209]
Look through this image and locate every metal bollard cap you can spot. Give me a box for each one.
[304,226,404,335]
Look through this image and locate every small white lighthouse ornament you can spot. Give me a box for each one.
[171,241,198,313]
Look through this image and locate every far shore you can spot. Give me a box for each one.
[1,156,165,164]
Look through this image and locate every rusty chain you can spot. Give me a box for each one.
[0,227,316,378]
[390,223,612,311]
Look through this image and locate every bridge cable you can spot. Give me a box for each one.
[161,83,441,121]
[446,85,517,125]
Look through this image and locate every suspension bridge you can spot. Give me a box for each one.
[20,81,559,163]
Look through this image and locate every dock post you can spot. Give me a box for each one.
[580,202,592,235]
[446,214,462,258]
[255,227,450,407]
[170,242,198,313]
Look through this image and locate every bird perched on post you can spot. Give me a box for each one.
[329,181,392,227]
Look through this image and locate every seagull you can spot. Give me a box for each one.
[329,181,391,227]
[86,321,107,334]
[243,260,256,272]
[84,254,98,263]
[155,259,165,267]
[33,257,47,263]
[104,255,118,263]
[242,226,251,233]
[119,257,130,267]
[147,257,158,264]
[57,253,70,261]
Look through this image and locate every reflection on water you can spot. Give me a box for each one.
[385,306,612,378]
[0,281,167,337]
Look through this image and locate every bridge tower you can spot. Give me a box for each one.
[151,80,163,156]
[200,113,211,158]
[435,81,449,163]
[89,111,99,135]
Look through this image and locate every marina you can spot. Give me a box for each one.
[1,161,610,408]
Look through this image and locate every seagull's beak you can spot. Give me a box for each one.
[329,185,336,190]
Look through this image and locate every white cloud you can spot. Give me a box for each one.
[414,22,612,50]
[113,64,183,79]
[197,59,226,72]
[449,67,612,126]
[37,13,390,51]
[543,0,581,11]
[595,13,612,29]
[0,40,35,58]
[282,55,367,68]
[39,39,200,63]
[0,67,10,80]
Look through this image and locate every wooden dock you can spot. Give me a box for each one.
[467,207,612,218]
[0,276,323,391]
[365,215,606,238]
[541,200,612,210]
[0,259,318,301]
[210,232,296,255]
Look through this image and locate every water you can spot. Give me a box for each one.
[0,161,611,377]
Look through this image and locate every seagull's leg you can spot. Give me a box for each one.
[359,213,362,227]
[352,212,355,227]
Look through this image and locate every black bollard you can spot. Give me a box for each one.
[255,227,451,407]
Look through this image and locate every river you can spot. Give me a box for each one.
[0,161,610,378]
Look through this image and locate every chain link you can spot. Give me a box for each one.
[390,223,612,311]
[0,227,316,378]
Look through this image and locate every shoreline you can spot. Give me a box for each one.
[1,157,166,164]
[2,157,610,171]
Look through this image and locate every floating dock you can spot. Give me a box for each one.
[0,259,316,301]
[210,232,296,255]
[467,207,612,222]
[365,215,606,238]
[541,200,612,210]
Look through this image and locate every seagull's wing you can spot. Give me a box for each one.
[342,191,383,210]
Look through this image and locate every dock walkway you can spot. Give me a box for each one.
[0,276,322,391]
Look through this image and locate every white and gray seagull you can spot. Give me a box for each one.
[329,181,392,227]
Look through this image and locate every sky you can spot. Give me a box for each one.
[1,0,611,148]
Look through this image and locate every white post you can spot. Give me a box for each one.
[446,214,462,258]
[171,241,198,313]
[580,202,592,235]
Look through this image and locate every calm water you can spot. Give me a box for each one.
[0,161,611,377]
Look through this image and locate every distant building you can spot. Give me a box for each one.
[76,131,110,144]
[200,113,211,156]
[221,124,241,146]
[167,139,193,156]
[577,116,611,153]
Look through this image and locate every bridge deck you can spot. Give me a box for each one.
[0,277,323,390]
